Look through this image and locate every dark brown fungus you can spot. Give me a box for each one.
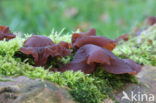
[72,28,96,44]
[72,28,116,51]
[59,44,141,75]
[115,34,130,43]
[72,35,117,51]
[101,58,142,75]
[20,35,71,66]
[23,35,55,47]
[59,44,99,74]
[122,59,142,75]
[80,28,96,36]
[0,26,16,41]
[57,41,72,49]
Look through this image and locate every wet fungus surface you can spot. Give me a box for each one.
[59,44,142,75]
[20,35,71,66]
[72,28,117,51]
[0,26,16,41]
[18,28,141,76]
[71,28,96,45]
[0,26,141,76]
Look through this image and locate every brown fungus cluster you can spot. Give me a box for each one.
[0,25,142,76]
[20,35,71,66]
[72,29,116,51]
[0,26,16,41]
[59,44,141,75]
[57,28,142,75]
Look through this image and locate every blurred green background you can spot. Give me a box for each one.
[0,0,156,39]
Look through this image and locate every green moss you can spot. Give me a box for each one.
[113,24,156,66]
[0,30,138,103]
[1,55,136,103]
[49,28,75,44]
[0,37,23,56]
[93,67,138,90]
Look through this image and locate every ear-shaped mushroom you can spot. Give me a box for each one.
[72,35,117,51]
[72,28,96,44]
[115,34,130,43]
[59,44,141,75]
[80,28,96,36]
[122,59,142,75]
[20,35,71,66]
[72,29,116,51]
[0,26,16,41]
[101,58,142,75]
[59,44,98,74]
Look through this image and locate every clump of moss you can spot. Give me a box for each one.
[13,29,73,66]
[0,37,23,56]
[0,55,108,103]
[92,67,138,90]
[49,28,74,44]
[113,24,156,66]
[0,30,138,103]
[0,55,137,103]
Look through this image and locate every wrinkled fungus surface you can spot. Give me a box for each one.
[72,35,116,51]
[20,35,71,66]
[72,28,96,44]
[59,44,141,75]
[0,26,16,41]
[101,58,142,75]
[72,28,116,51]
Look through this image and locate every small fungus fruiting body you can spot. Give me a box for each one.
[72,28,116,51]
[20,35,71,66]
[115,34,130,43]
[56,28,142,76]
[72,36,117,51]
[71,28,96,44]
[23,35,55,47]
[0,26,16,41]
[59,44,142,75]
[79,28,96,36]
